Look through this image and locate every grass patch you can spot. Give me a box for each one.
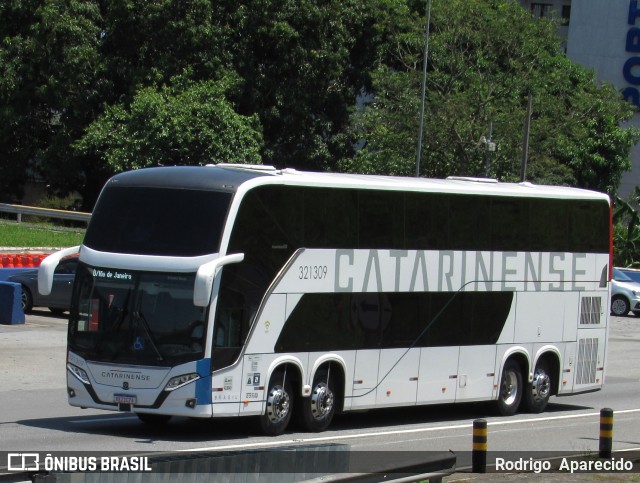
[0,221,85,248]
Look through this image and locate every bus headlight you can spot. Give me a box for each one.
[164,373,200,391]
[67,363,91,385]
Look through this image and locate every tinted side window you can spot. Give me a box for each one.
[274,293,357,352]
[276,291,513,352]
[406,193,448,249]
[491,198,528,251]
[568,200,609,253]
[228,187,303,277]
[229,186,610,271]
[529,199,567,252]
[449,195,491,250]
[358,191,404,249]
[304,188,357,248]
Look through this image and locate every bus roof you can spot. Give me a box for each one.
[106,164,610,202]
[105,165,270,192]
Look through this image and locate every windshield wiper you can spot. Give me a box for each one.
[110,289,132,334]
[133,310,164,362]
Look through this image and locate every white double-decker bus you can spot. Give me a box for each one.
[39,164,612,435]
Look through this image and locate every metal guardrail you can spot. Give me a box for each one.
[0,203,91,223]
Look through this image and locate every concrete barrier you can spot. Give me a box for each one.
[0,281,25,324]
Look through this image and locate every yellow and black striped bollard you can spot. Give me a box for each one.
[599,408,614,458]
[472,419,488,473]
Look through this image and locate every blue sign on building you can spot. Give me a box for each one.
[624,0,640,108]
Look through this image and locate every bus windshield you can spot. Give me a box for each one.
[84,186,232,257]
[69,264,207,366]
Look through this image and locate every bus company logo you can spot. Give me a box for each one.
[101,370,150,382]
[7,453,40,471]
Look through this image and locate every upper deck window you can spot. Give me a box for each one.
[84,186,232,256]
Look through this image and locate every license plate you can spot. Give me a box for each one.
[114,394,137,404]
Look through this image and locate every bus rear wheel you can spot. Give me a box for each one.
[259,374,293,436]
[496,360,522,416]
[523,359,552,413]
[302,369,336,432]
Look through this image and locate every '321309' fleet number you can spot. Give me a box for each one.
[298,265,328,280]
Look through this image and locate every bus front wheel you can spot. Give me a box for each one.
[302,369,336,432]
[260,374,293,436]
[496,360,522,416]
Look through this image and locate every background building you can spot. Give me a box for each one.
[520,0,640,197]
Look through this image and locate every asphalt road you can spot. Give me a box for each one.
[1,310,639,478]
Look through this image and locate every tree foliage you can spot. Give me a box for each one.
[614,190,640,268]
[342,0,639,194]
[75,76,263,172]
[0,0,103,203]
[0,0,638,211]
[220,0,376,170]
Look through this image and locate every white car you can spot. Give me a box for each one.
[611,268,640,316]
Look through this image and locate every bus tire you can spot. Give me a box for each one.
[496,360,522,416]
[302,369,336,432]
[523,359,552,413]
[136,413,172,425]
[260,374,293,436]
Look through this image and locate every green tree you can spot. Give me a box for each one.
[1,0,378,206]
[343,0,639,194]
[4,0,638,209]
[98,0,228,98]
[0,0,103,203]
[75,76,263,172]
[614,190,640,267]
[221,0,377,170]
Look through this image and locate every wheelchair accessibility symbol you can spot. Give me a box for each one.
[133,337,145,351]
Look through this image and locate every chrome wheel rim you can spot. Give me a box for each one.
[265,385,290,424]
[501,369,519,406]
[531,369,551,402]
[310,382,334,420]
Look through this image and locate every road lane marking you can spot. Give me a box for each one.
[179,408,640,453]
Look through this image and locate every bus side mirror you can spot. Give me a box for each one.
[38,246,81,295]
[193,253,244,307]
